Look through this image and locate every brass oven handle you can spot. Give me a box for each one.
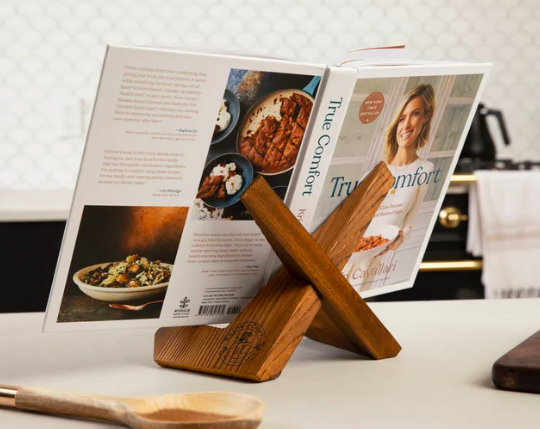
[450,174,476,183]
[439,206,468,229]
[419,260,482,272]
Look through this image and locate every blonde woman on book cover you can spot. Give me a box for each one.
[380,83,436,253]
[349,84,437,292]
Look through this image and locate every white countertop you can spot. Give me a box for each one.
[0,190,72,222]
[1,299,540,428]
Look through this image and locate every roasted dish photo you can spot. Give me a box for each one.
[73,254,173,303]
[211,89,240,144]
[347,225,400,264]
[57,205,188,322]
[238,90,314,174]
[355,235,390,252]
[80,254,171,288]
[197,161,243,200]
[215,99,231,133]
[195,70,320,221]
[196,153,254,208]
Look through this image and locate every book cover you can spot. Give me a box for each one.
[43,45,491,332]
[306,64,491,298]
[43,45,327,331]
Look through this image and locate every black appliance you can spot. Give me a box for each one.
[459,103,511,163]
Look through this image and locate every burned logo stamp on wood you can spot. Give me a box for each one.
[220,322,266,366]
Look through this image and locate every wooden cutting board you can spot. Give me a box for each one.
[492,329,540,394]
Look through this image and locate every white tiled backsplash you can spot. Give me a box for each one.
[1,0,537,189]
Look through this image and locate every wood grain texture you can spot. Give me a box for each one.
[155,271,321,382]
[492,329,540,394]
[15,387,120,422]
[154,163,399,381]
[307,163,397,352]
[13,387,264,429]
[241,163,401,359]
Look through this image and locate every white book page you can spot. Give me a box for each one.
[43,45,327,332]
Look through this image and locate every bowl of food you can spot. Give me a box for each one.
[212,89,240,144]
[196,153,254,208]
[73,254,173,303]
[347,225,401,264]
[237,89,314,176]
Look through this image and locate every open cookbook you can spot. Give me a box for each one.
[43,45,491,331]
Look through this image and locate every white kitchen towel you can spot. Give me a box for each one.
[475,170,540,298]
[466,181,482,257]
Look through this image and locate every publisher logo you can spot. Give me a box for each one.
[173,297,191,318]
[220,322,266,366]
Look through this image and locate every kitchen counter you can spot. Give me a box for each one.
[0,190,72,222]
[1,299,539,428]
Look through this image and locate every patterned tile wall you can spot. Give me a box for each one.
[1,0,537,189]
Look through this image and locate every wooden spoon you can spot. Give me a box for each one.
[0,385,264,429]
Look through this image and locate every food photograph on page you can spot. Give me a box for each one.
[57,206,188,323]
[312,74,483,295]
[193,68,320,221]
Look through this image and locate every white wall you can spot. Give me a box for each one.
[1,0,537,189]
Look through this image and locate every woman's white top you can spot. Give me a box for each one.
[369,157,435,240]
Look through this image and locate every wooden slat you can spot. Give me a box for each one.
[154,162,399,381]
[155,271,320,382]
[241,163,401,359]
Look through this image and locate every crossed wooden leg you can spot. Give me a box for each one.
[154,162,401,382]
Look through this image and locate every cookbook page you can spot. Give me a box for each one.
[44,46,325,331]
[307,63,491,298]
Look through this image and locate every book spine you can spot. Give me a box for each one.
[288,67,357,233]
[260,67,356,285]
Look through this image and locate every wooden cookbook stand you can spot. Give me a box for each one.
[154,162,401,382]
